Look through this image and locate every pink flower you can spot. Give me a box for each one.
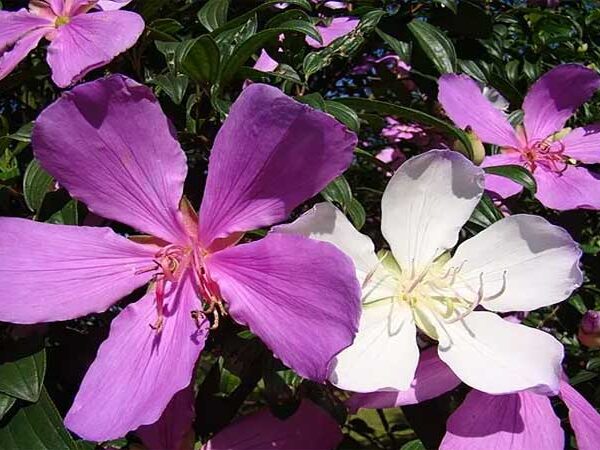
[348,349,600,450]
[381,116,448,149]
[0,0,144,87]
[0,75,360,440]
[438,64,600,210]
[375,146,406,175]
[375,54,412,77]
[305,17,359,48]
[252,49,278,72]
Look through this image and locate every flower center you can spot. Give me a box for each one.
[55,15,70,26]
[518,138,569,174]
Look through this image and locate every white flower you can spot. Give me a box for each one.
[276,150,582,395]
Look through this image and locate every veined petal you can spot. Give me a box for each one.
[331,299,419,392]
[32,75,188,244]
[523,64,600,143]
[95,0,133,11]
[206,233,361,382]
[559,379,600,450]
[561,124,600,163]
[346,346,461,412]
[448,214,582,312]
[435,312,563,394]
[534,165,600,211]
[305,17,359,48]
[0,218,156,324]
[202,400,343,450]
[253,49,278,72]
[438,74,521,148]
[381,150,484,274]
[137,386,195,450]
[0,27,50,81]
[0,9,52,50]
[65,272,209,441]
[440,390,564,450]
[198,83,356,248]
[480,153,525,199]
[47,11,144,87]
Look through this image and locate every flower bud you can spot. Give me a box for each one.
[455,127,486,165]
[578,311,600,349]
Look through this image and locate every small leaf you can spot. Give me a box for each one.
[154,73,189,105]
[297,92,326,110]
[23,159,55,212]
[325,101,361,132]
[408,19,456,74]
[321,176,352,208]
[47,200,78,226]
[433,0,457,13]
[483,164,537,194]
[347,197,366,230]
[375,28,411,61]
[0,393,15,420]
[176,35,220,83]
[468,194,504,230]
[198,0,230,32]
[401,439,426,450]
[0,349,46,403]
[0,149,19,182]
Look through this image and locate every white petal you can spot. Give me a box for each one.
[436,311,563,395]
[448,214,582,312]
[381,150,484,273]
[330,299,419,392]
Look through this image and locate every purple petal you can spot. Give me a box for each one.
[559,379,600,450]
[523,64,600,143]
[32,75,189,244]
[0,9,52,50]
[0,24,51,81]
[534,165,600,210]
[198,83,356,248]
[65,272,209,441]
[202,400,342,450]
[95,0,133,11]
[137,386,195,450]
[438,74,521,148]
[346,347,461,413]
[561,124,600,163]
[47,10,144,87]
[253,49,278,72]
[207,233,360,381]
[0,218,156,324]
[440,390,564,450]
[480,152,525,199]
[305,17,359,48]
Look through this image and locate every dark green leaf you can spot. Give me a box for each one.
[408,19,456,74]
[376,28,411,61]
[347,197,366,230]
[297,92,326,110]
[0,149,19,182]
[458,59,487,82]
[0,394,15,420]
[46,200,78,226]
[468,194,504,229]
[154,73,189,105]
[401,439,426,450]
[23,159,54,212]
[0,349,46,403]
[325,101,360,132]
[483,164,537,194]
[321,176,352,207]
[176,35,220,83]
[198,0,230,32]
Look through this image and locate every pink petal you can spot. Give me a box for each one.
[137,386,195,450]
[0,23,51,81]
[440,390,564,450]
[65,272,209,441]
[534,165,600,210]
[95,0,134,11]
[253,49,278,72]
[198,83,356,248]
[559,379,600,450]
[523,64,600,143]
[0,9,52,49]
[438,74,521,148]
[32,75,189,244]
[480,153,525,199]
[206,233,360,382]
[561,124,600,163]
[0,218,156,324]
[305,17,359,48]
[346,347,461,413]
[202,400,343,450]
[47,10,144,87]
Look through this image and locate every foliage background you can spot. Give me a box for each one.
[1,0,600,448]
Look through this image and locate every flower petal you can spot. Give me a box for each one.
[534,165,600,210]
[435,312,563,394]
[440,390,564,450]
[523,64,600,143]
[95,0,133,11]
[207,232,361,382]
[561,124,600,163]
[480,153,525,199]
[346,347,461,412]
[0,218,156,324]
[46,10,144,87]
[202,400,343,450]
[381,150,484,273]
[198,83,356,248]
[137,386,195,450]
[438,74,521,148]
[331,299,418,392]
[32,75,188,244]
[253,49,278,72]
[305,17,359,48]
[448,214,582,312]
[0,26,50,81]
[0,9,52,50]
[65,272,209,441]
[559,379,600,450]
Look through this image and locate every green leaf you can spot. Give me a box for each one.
[0,388,78,450]
[325,101,361,132]
[198,0,230,32]
[321,176,352,207]
[176,35,220,83]
[347,197,366,230]
[0,149,19,182]
[154,73,189,105]
[408,19,456,73]
[297,92,326,110]
[483,164,537,194]
[23,159,55,212]
[433,0,457,13]
[47,200,78,226]
[401,439,426,450]
[458,59,487,82]
[0,349,46,403]
[375,28,411,61]
[0,394,16,420]
[333,97,474,159]
[216,0,312,34]
[468,194,503,229]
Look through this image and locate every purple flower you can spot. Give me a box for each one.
[579,310,600,349]
[0,75,360,440]
[438,64,600,210]
[0,0,144,87]
[305,17,359,48]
